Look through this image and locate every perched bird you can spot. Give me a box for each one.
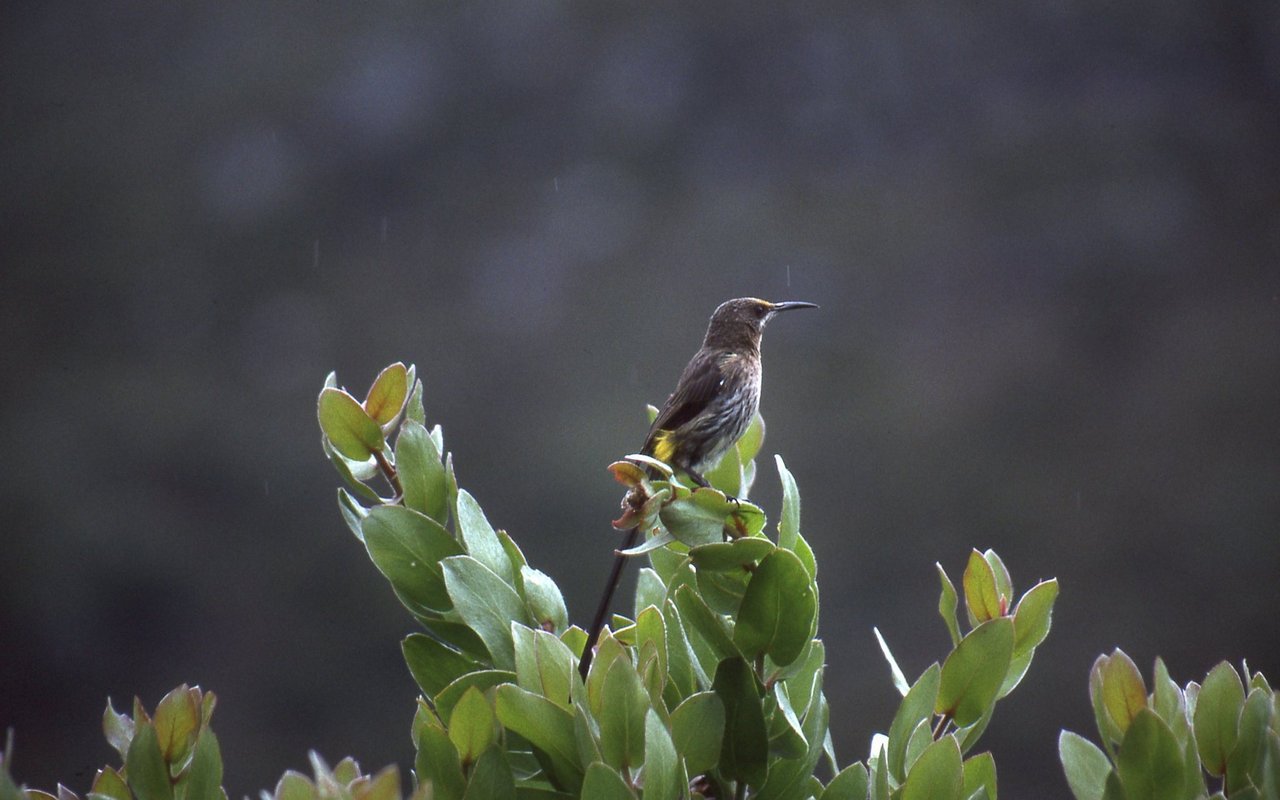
[641,297,819,487]
[579,297,816,678]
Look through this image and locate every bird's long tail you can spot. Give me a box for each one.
[578,525,641,679]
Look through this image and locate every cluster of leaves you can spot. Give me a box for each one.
[0,686,224,800]
[316,363,1060,800]
[0,687,415,800]
[318,363,836,798]
[858,551,1060,800]
[1060,650,1280,800]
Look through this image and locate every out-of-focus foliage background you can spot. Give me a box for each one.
[2,3,1277,798]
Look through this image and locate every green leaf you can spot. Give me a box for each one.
[733,549,817,667]
[462,749,515,800]
[267,771,313,800]
[434,670,518,725]
[1226,688,1271,795]
[396,419,448,523]
[901,732,962,798]
[792,530,818,580]
[1152,658,1187,739]
[962,550,1001,626]
[125,725,174,800]
[455,490,515,585]
[689,538,776,571]
[643,708,680,800]
[1011,579,1058,657]
[104,699,137,762]
[89,767,132,800]
[403,633,484,698]
[364,362,409,425]
[713,657,769,787]
[981,550,1013,610]
[936,618,1014,727]
[521,566,569,634]
[822,763,869,800]
[363,765,403,800]
[775,455,800,550]
[586,632,627,715]
[874,627,910,697]
[180,732,222,800]
[903,718,933,774]
[497,529,528,577]
[870,743,890,800]
[336,487,370,541]
[961,752,997,800]
[442,555,531,671]
[318,387,384,460]
[154,685,200,769]
[673,585,739,664]
[670,692,725,776]
[662,600,702,699]
[937,563,961,647]
[494,685,581,786]
[1115,709,1186,800]
[1096,649,1148,740]
[889,664,942,783]
[362,506,463,617]
[449,687,496,766]
[1059,730,1112,800]
[599,657,649,770]
[618,529,677,557]
[579,763,635,800]
[561,626,588,661]
[512,626,575,710]
[416,716,467,800]
[405,375,426,426]
[901,736,964,800]
[1263,730,1280,800]
[1194,661,1245,777]
[634,606,667,691]
[634,569,666,618]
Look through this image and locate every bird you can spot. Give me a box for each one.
[641,297,818,488]
[579,297,817,678]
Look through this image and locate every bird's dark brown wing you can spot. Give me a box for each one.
[642,349,725,454]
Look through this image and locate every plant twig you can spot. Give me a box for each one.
[371,448,403,500]
[932,712,952,740]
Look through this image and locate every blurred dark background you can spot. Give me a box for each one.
[3,3,1278,797]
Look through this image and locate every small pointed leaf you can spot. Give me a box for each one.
[936,618,1014,727]
[364,362,409,425]
[318,387,384,460]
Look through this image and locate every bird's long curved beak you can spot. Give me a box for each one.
[770,301,820,312]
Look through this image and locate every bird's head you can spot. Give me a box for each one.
[703,297,818,349]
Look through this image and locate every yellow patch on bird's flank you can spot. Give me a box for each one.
[651,430,676,463]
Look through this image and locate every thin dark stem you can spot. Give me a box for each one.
[578,525,640,679]
[372,448,403,500]
[932,712,952,740]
